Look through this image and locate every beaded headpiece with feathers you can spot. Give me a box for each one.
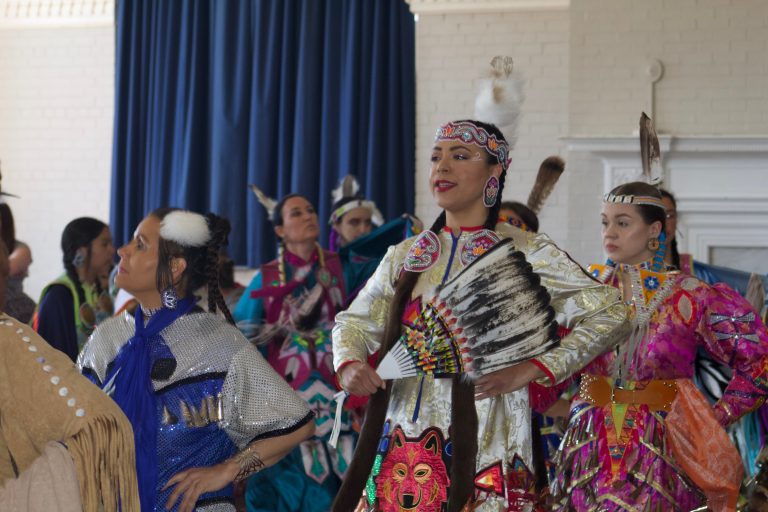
[332,175,359,204]
[603,112,665,210]
[434,56,525,172]
[329,175,384,226]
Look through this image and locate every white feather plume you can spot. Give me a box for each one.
[159,210,211,248]
[474,56,525,149]
[249,184,277,218]
[332,175,360,204]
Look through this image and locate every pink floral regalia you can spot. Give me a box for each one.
[551,261,768,511]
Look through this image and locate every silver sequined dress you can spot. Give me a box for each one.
[78,310,313,512]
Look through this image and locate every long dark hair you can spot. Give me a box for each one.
[150,209,234,324]
[0,204,16,252]
[659,188,680,269]
[61,217,109,304]
[333,120,508,512]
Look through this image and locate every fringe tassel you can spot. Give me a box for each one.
[66,414,139,512]
[329,391,348,449]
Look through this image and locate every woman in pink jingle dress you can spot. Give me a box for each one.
[551,182,768,512]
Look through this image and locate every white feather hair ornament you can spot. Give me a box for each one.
[331,175,360,204]
[474,56,525,149]
[159,211,211,248]
[249,184,278,219]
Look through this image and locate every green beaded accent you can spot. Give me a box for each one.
[365,454,384,506]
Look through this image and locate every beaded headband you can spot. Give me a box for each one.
[328,199,384,226]
[435,121,511,171]
[603,193,666,211]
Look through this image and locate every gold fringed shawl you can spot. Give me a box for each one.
[0,314,139,511]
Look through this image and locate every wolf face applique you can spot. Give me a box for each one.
[376,426,450,511]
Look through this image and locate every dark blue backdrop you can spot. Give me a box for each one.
[110,0,415,265]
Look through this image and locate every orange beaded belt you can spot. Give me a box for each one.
[580,374,678,412]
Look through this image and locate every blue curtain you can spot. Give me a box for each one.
[111,0,415,266]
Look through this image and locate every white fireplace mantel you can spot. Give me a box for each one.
[565,135,768,268]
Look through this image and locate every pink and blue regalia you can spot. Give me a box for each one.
[551,184,768,511]
[234,192,352,512]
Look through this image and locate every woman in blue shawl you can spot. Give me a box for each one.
[78,208,314,512]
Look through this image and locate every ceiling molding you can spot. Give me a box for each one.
[407,0,569,15]
[0,0,114,28]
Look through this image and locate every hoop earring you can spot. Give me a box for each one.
[161,286,179,310]
[483,176,499,208]
[647,237,660,251]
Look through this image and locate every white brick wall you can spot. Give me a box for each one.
[415,0,768,268]
[570,0,768,136]
[565,0,768,265]
[0,25,114,299]
[415,9,571,247]
[1,1,766,301]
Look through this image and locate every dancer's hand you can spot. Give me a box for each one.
[339,361,385,396]
[164,460,238,512]
[474,361,544,400]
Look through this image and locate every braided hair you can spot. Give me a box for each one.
[150,208,234,324]
[659,189,680,269]
[333,119,508,512]
[61,217,109,304]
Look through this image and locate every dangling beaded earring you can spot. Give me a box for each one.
[483,176,499,208]
[651,231,667,272]
[72,250,86,268]
[161,287,178,310]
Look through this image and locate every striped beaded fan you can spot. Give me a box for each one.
[377,238,561,380]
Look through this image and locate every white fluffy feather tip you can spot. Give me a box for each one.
[160,210,211,248]
[474,56,525,147]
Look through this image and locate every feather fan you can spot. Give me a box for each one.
[377,239,560,380]
[526,156,565,215]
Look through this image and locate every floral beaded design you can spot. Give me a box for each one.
[404,231,441,273]
[460,229,502,267]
